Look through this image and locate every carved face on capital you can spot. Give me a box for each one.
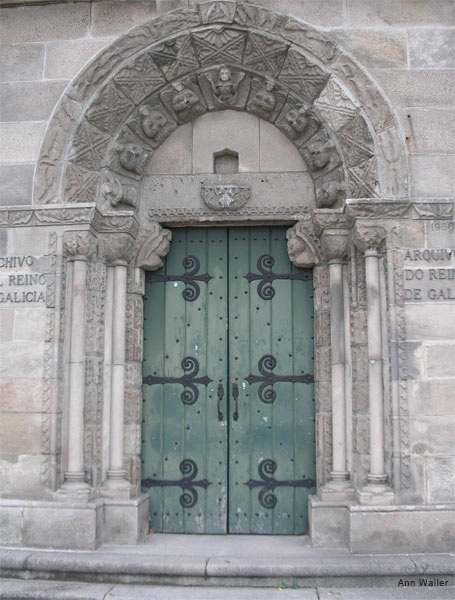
[286,226,316,268]
[139,107,168,140]
[218,67,232,83]
[172,83,199,113]
[117,143,142,172]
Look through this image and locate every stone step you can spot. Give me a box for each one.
[1,539,454,590]
[1,579,455,600]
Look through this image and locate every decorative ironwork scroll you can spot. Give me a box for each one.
[244,254,312,300]
[245,458,316,509]
[142,459,212,508]
[245,355,314,403]
[146,255,213,301]
[143,356,213,405]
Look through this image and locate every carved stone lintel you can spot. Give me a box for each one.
[201,184,251,210]
[286,220,321,268]
[354,224,387,253]
[136,222,172,271]
[100,233,136,266]
[64,231,97,261]
[321,229,350,261]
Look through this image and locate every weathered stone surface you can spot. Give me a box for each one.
[45,39,114,80]
[103,494,149,544]
[410,416,455,456]
[427,456,455,503]
[90,2,162,37]
[309,500,349,548]
[0,43,45,82]
[348,0,455,27]
[330,30,407,69]
[409,380,455,417]
[409,155,455,197]
[0,413,42,454]
[0,308,14,343]
[0,379,57,414]
[350,507,455,553]
[372,69,455,108]
[0,4,90,43]
[0,122,46,164]
[0,164,34,206]
[146,122,192,174]
[409,29,455,69]
[1,340,44,380]
[426,344,455,378]
[399,109,455,155]
[425,219,455,248]
[0,81,67,122]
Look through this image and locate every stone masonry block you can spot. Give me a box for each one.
[0,454,43,494]
[426,343,455,378]
[0,506,23,546]
[0,413,42,454]
[425,220,455,248]
[0,122,46,164]
[232,0,345,26]
[406,341,424,380]
[259,120,307,172]
[409,29,455,69]
[406,304,455,341]
[90,1,161,37]
[147,122,192,174]
[410,415,455,456]
[0,4,90,43]
[1,340,44,380]
[427,456,455,503]
[350,507,455,553]
[348,0,455,27]
[409,155,455,197]
[0,308,14,342]
[0,379,57,413]
[329,30,407,69]
[0,164,34,206]
[399,109,455,155]
[399,221,425,248]
[372,69,455,108]
[0,81,67,122]
[193,111,260,173]
[408,379,455,417]
[45,39,114,80]
[0,43,45,82]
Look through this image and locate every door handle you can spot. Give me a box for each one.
[217,383,224,421]
[232,380,239,421]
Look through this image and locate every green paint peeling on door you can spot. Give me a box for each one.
[141,227,315,534]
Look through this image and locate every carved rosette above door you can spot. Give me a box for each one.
[34,1,408,215]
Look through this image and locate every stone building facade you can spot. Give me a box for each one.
[0,0,453,552]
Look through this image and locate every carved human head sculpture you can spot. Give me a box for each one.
[115,142,145,172]
[171,82,199,113]
[218,65,232,83]
[286,222,319,268]
[284,106,309,138]
[136,223,172,270]
[316,179,346,208]
[250,80,277,113]
[138,107,168,140]
[306,140,333,171]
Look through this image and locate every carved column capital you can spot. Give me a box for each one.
[286,220,320,268]
[321,229,350,262]
[136,222,172,271]
[64,231,97,262]
[100,233,135,266]
[354,224,387,254]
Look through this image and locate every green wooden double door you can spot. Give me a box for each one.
[141,227,315,534]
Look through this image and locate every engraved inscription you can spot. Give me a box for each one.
[403,248,455,302]
[0,256,47,304]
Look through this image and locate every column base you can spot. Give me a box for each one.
[100,471,133,499]
[56,474,94,502]
[357,477,394,505]
[320,473,355,501]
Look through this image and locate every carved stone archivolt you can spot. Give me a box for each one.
[34,1,407,212]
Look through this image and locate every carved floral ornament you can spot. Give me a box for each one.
[34,2,407,212]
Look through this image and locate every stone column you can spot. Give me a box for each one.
[60,232,96,496]
[354,224,393,504]
[101,234,135,496]
[320,229,354,499]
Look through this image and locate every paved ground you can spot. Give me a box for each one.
[1,579,454,599]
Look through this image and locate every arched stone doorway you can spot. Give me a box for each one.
[29,1,412,548]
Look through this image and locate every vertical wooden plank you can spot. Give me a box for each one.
[227,226,251,533]
[270,227,294,534]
